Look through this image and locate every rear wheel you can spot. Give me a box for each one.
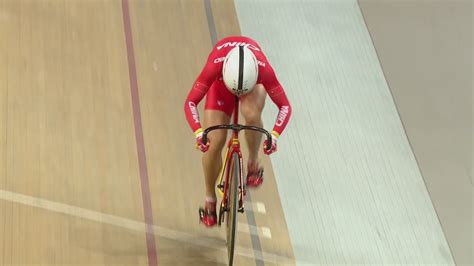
[226,153,239,266]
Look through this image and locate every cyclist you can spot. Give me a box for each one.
[184,36,292,227]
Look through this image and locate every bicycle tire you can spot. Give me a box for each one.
[226,153,239,266]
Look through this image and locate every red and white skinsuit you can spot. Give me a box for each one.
[184,36,292,141]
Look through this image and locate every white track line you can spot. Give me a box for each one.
[244,201,267,214]
[237,223,272,239]
[0,189,295,264]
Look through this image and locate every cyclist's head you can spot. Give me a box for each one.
[222,46,258,96]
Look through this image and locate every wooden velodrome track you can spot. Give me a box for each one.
[0,0,295,265]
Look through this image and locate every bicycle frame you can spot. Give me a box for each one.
[201,96,272,224]
[218,97,245,214]
[201,96,272,265]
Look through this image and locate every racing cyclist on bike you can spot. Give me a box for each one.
[184,36,292,227]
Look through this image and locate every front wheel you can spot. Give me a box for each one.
[226,153,239,266]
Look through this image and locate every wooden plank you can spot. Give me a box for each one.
[0,0,148,264]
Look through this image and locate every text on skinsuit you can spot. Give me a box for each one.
[216,42,261,51]
[188,102,200,123]
[276,106,289,126]
[214,57,226,64]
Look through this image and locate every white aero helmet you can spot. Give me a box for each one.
[222,46,259,96]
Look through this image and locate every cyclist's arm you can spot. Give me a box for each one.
[184,60,218,136]
[261,66,292,137]
[267,86,292,138]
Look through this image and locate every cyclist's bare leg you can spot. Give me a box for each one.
[240,84,267,164]
[202,110,231,208]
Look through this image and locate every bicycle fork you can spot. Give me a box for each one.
[217,138,246,216]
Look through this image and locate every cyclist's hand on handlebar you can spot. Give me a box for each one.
[195,132,210,153]
[263,133,278,155]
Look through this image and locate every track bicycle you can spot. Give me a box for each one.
[199,96,272,266]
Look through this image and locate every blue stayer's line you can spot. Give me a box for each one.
[204,0,217,46]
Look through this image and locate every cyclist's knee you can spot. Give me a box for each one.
[207,131,227,153]
[241,106,262,125]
